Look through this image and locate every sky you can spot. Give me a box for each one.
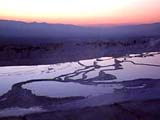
[0,0,160,25]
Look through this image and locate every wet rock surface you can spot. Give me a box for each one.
[0,51,160,119]
[0,84,85,109]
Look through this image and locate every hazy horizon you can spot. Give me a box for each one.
[0,0,160,26]
[0,18,160,27]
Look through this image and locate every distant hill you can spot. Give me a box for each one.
[0,19,160,43]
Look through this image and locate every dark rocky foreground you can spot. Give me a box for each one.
[0,99,160,120]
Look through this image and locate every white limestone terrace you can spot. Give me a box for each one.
[0,52,160,117]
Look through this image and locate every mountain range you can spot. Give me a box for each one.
[0,19,160,43]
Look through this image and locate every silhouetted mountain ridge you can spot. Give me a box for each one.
[0,19,160,41]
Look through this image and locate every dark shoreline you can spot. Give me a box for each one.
[1,99,160,120]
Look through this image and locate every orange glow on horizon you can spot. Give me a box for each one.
[0,0,160,25]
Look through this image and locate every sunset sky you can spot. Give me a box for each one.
[0,0,160,25]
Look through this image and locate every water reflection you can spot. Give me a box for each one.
[0,51,160,114]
